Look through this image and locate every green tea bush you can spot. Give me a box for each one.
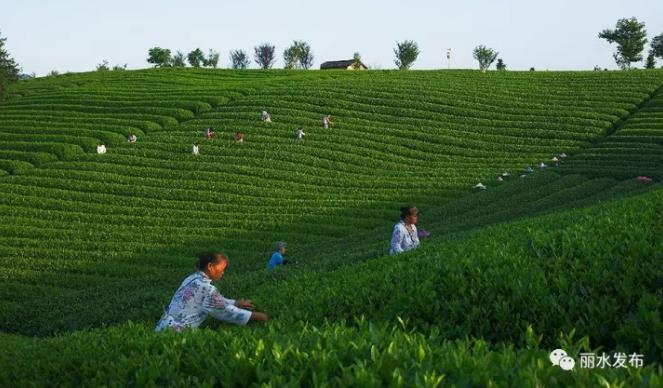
[0,320,660,387]
[232,188,663,362]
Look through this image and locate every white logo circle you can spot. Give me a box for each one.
[549,349,567,366]
[559,356,576,371]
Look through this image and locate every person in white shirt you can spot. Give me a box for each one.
[204,127,216,140]
[296,128,305,140]
[127,134,137,143]
[155,252,268,332]
[322,115,333,129]
[389,206,421,255]
[261,110,272,123]
[192,143,200,157]
[96,144,107,154]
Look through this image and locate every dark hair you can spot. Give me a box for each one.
[195,252,227,271]
[400,206,419,220]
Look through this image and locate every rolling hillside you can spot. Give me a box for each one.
[0,69,661,385]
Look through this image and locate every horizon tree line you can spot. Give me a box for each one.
[140,15,663,73]
[2,15,663,88]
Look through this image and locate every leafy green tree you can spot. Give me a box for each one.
[283,41,314,69]
[296,41,314,69]
[254,43,276,69]
[393,40,420,70]
[205,50,220,68]
[171,51,186,67]
[147,47,172,67]
[352,52,363,69]
[496,58,507,71]
[473,45,499,71]
[96,60,110,71]
[283,45,298,69]
[230,49,250,69]
[645,51,656,69]
[0,30,20,100]
[187,48,205,68]
[651,33,663,62]
[599,17,648,70]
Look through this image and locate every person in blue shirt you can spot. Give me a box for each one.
[267,241,291,270]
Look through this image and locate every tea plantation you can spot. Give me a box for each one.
[0,69,662,386]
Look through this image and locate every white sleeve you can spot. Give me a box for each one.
[390,224,404,254]
[206,289,251,325]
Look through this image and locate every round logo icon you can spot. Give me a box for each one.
[549,349,568,366]
[559,356,576,371]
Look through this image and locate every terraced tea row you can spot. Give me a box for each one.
[561,85,663,179]
[1,183,661,386]
[1,171,656,335]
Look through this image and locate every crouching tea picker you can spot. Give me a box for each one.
[156,252,268,332]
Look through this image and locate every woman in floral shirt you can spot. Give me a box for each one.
[156,252,268,332]
[389,206,421,255]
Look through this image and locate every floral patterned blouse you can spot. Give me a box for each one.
[390,220,420,255]
[155,271,252,332]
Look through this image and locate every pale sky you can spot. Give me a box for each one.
[1,0,662,75]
